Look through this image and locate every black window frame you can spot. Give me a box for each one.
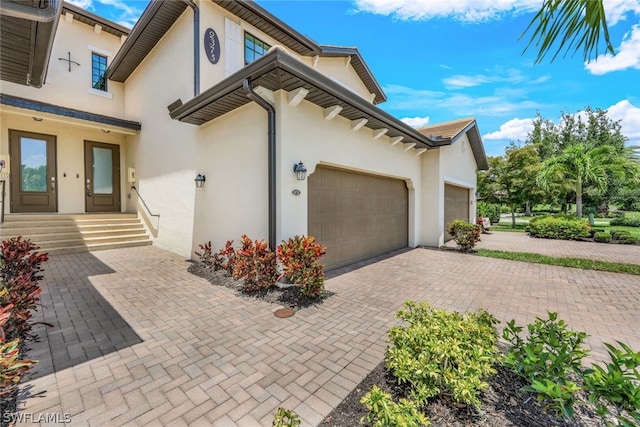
[91,52,108,92]
[244,32,271,65]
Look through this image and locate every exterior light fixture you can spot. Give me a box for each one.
[293,161,307,181]
[32,117,43,122]
[101,129,110,133]
[195,173,206,188]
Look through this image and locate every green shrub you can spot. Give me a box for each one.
[386,301,500,408]
[500,205,511,214]
[583,341,640,425]
[611,230,632,241]
[610,218,640,227]
[528,215,591,240]
[618,235,639,245]
[593,232,611,243]
[272,407,301,427]
[477,202,501,224]
[503,312,589,419]
[360,385,430,426]
[589,228,605,237]
[446,220,481,252]
[277,236,327,298]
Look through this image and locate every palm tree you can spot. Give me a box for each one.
[523,0,614,63]
[537,144,637,217]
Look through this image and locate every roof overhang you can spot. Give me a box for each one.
[212,0,319,55]
[0,94,141,134]
[318,45,386,104]
[0,0,63,87]
[106,0,188,82]
[62,2,130,38]
[107,0,322,83]
[453,120,489,170]
[169,49,443,150]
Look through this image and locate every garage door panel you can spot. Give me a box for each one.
[444,184,470,242]
[308,166,408,269]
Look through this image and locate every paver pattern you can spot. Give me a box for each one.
[16,242,640,426]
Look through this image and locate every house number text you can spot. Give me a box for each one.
[204,28,220,64]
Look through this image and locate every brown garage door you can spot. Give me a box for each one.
[444,184,470,242]
[308,166,408,269]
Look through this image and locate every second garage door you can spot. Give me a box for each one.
[444,184,470,242]
[308,166,408,269]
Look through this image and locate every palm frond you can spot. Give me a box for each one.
[521,0,614,64]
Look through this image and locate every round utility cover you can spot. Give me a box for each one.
[274,308,295,318]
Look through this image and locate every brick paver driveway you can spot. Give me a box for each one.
[18,245,640,426]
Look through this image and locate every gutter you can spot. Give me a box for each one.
[182,0,200,96]
[242,78,276,250]
[0,0,62,21]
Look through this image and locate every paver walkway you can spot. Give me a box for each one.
[16,245,640,426]
[464,230,640,264]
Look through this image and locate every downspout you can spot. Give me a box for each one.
[242,78,276,250]
[182,0,200,96]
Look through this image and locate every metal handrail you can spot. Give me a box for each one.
[130,185,160,218]
[1,180,5,224]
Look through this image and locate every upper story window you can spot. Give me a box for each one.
[91,52,108,91]
[244,32,270,65]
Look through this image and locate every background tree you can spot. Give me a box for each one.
[499,144,545,227]
[537,144,636,217]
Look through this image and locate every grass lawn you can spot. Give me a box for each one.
[477,249,640,275]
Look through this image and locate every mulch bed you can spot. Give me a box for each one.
[187,262,333,309]
[323,359,606,427]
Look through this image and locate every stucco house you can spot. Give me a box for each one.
[0,0,488,269]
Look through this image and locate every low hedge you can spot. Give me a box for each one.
[611,230,631,241]
[609,217,640,227]
[593,232,611,243]
[618,235,639,245]
[528,215,591,240]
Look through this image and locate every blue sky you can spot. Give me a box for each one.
[72,0,640,156]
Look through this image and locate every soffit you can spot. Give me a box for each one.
[106,0,188,82]
[418,117,489,170]
[62,2,130,38]
[170,49,442,151]
[0,0,61,88]
[0,94,142,132]
[318,45,386,104]
[212,0,319,55]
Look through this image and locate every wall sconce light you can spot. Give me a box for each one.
[293,161,307,181]
[101,129,110,133]
[32,116,43,122]
[195,173,206,188]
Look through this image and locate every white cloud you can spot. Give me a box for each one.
[586,25,640,74]
[604,0,640,25]
[482,100,640,146]
[66,0,142,28]
[607,99,640,144]
[483,117,534,141]
[351,0,540,22]
[401,116,430,127]
[384,84,543,117]
[442,68,549,89]
[66,0,93,9]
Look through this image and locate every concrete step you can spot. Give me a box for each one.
[1,228,147,242]
[0,223,144,237]
[45,240,152,254]
[2,213,138,222]
[1,213,151,254]
[34,234,150,250]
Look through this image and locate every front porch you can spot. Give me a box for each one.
[0,213,151,254]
